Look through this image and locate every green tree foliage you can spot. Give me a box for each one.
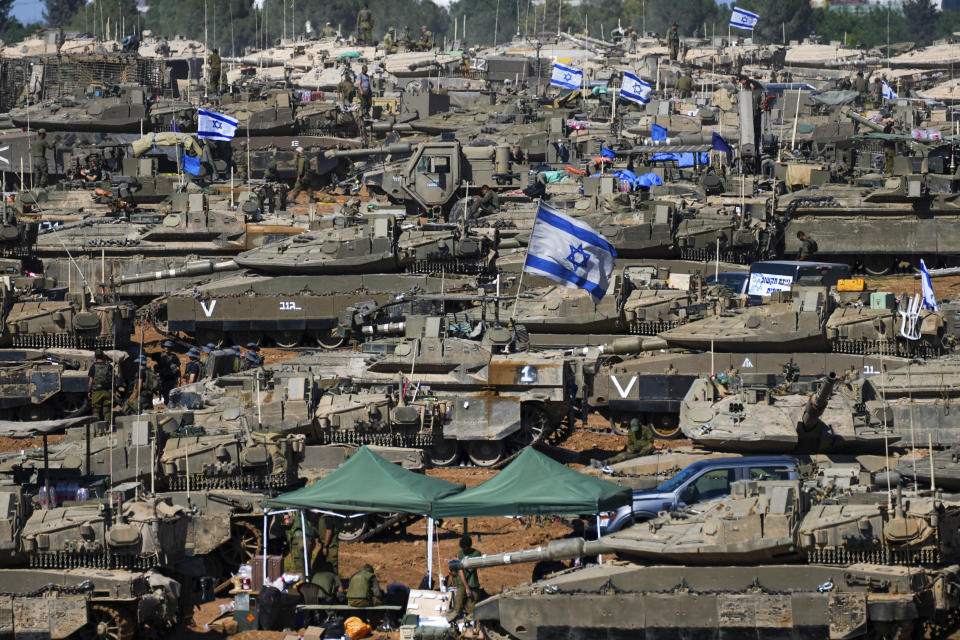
[65,0,141,39]
[727,0,813,44]
[44,0,85,28]
[811,6,911,49]
[901,0,940,46]
[623,0,724,37]
[448,0,518,47]
[0,0,16,35]
[145,0,257,57]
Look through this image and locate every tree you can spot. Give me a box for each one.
[65,0,141,39]
[624,0,724,37]
[44,0,85,28]
[727,0,813,44]
[0,0,16,36]
[902,0,940,46]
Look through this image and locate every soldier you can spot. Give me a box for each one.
[31,129,56,188]
[675,69,694,98]
[853,70,868,98]
[243,351,259,369]
[207,48,221,94]
[154,340,181,404]
[246,342,263,367]
[233,141,248,180]
[796,231,817,261]
[200,343,216,380]
[312,513,340,575]
[263,158,279,182]
[607,418,655,464]
[400,26,413,49]
[122,356,161,415]
[229,345,243,372]
[446,535,482,621]
[283,511,316,575]
[356,3,374,45]
[419,25,434,51]
[346,564,382,607]
[357,65,372,116]
[310,570,345,604]
[883,119,897,175]
[467,185,500,218]
[668,23,680,61]
[289,147,311,200]
[157,37,171,57]
[337,70,356,106]
[322,21,337,38]
[184,348,202,384]
[87,350,114,422]
[873,74,884,103]
[382,27,397,53]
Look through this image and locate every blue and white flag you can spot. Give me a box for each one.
[551,63,583,90]
[621,71,652,105]
[730,7,759,30]
[197,108,239,141]
[524,202,617,304]
[920,259,938,310]
[882,81,898,101]
[182,154,201,176]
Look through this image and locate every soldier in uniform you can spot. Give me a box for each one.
[383,27,397,53]
[87,350,115,422]
[207,49,221,94]
[447,535,482,621]
[356,3,374,45]
[607,418,655,464]
[154,340,181,404]
[337,70,356,105]
[796,231,817,261]
[31,129,56,188]
[184,348,202,384]
[346,564,383,607]
[283,511,316,575]
[121,356,161,415]
[883,118,897,175]
[357,65,372,116]
[200,343,216,380]
[230,345,243,372]
[675,69,694,98]
[246,342,264,367]
[263,158,279,182]
[233,141,248,180]
[418,25,434,51]
[289,147,311,200]
[467,185,500,218]
[322,21,337,37]
[668,23,680,61]
[312,514,340,575]
[399,26,413,49]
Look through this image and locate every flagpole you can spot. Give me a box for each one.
[512,200,541,323]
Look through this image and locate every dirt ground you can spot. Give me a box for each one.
[865,273,960,299]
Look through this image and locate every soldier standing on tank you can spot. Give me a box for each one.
[419,26,434,51]
[383,27,397,53]
[207,49,221,94]
[356,3,374,45]
[31,129,56,188]
[155,340,181,404]
[796,231,817,261]
[607,418,655,464]
[675,69,694,99]
[337,69,356,106]
[289,147,311,200]
[122,356,161,415]
[447,535,482,621]
[322,21,337,38]
[87,349,115,422]
[668,23,680,61]
[853,70,868,101]
[184,348,202,384]
[357,65,372,117]
[200,343,216,380]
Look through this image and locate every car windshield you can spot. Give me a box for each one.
[656,463,706,493]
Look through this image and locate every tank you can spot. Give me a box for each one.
[779,178,960,275]
[462,480,960,639]
[7,85,149,133]
[1,296,135,349]
[0,347,101,420]
[0,567,181,640]
[19,497,188,570]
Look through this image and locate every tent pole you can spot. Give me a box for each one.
[300,510,310,579]
[596,514,603,565]
[462,518,468,536]
[426,517,434,589]
[263,514,269,586]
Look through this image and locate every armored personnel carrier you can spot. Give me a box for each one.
[463,480,960,639]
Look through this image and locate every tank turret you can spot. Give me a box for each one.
[799,372,837,433]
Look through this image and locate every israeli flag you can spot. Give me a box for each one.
[551,63,583,90]
[524,202,617,304]
[730,7,759,30]
[882,81,898,101]
[920,259,938,311]
[197,108,239,141]
[621,71,652,105]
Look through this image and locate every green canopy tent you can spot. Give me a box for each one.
[262,446,465,586]
[432,447,632,519]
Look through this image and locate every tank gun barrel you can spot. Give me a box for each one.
[369,122,414,133]
[460,537,612,570]
[323,142,416,160]
[222,56,283,66]
[840,106,886,133]
[800,372,837,433]
[112,259,239,286]
[598,336,669,355]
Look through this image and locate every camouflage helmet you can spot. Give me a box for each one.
[94,348,105,359]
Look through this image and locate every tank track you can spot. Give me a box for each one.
[29,551,161,570]
[807,546,942,566]
[832,339,942,358]
[11,334,116,349]
[627,320,680,335]
[783,195,840,216]
[679,247,754,264]
[320,431,435,448]
[403,258,492,276]
[165,471,290,491]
